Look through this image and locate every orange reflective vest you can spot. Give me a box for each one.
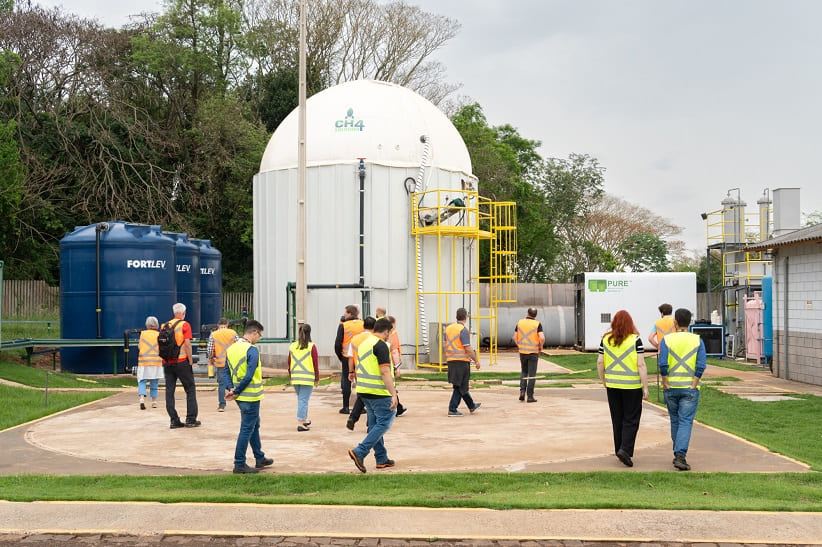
[515,318,541,354]
[211,327,237,368]
[341,319,364,358]
[654,316,676,342]
[444,322,471,362]
[165,318,189,360]
[138,329,162,367]
[349,330,371,366]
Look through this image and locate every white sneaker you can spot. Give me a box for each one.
[151,401,157,408]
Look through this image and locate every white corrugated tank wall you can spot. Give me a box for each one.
[253,162,472,367]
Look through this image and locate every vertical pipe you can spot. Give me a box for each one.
[783,256,789,379]
[296,0,307,327]
[94,223,108,339]
[358,159,367,315]
[414,136,430,349]
[706,248,711,320]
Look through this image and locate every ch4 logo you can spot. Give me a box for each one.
[335,108,365,132]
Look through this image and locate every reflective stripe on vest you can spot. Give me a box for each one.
[289,342,315,386]
[655,317,676,340]
[603,334,641,389]
[515,318,541,354]
[342,319,364,358]
[444,323,470,362]
[138,330,162,367]
[212,328,237,368]
[226,340,264,401]
[166,318,188,360]
[665,332,701,389]
[355,334,390,396]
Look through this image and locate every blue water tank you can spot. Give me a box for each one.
[192,238,222,329]
[59,222,176,373]
[762,275,773,359]
[164,233,201,334]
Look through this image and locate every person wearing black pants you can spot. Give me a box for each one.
[596,310,649,467]
[334,305,363,414]
[161,303,200,428]
[514,308,545,403]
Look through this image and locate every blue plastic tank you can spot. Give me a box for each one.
[164,233,201,334]
[762,275,773,359]
[192,238,223,329]
[59,222,177,373]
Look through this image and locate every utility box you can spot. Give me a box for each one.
[690,324,725,358]
[574,272,697,351]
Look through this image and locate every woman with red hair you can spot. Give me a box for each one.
[596,310,649,467]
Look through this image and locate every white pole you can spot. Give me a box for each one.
[296,0,307,328]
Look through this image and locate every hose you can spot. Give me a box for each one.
[414,135,430,348]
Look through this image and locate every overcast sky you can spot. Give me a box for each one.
[35,0,822,254]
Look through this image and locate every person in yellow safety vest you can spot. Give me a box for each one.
[658,308,706,472]
[334,305,363,414]
[136,316,164,410]
[444,307,481,417]
[347,317,398,473]
[346,316,376,431]
[514,307,546,403]
[207,317,239,412]
[162,303,200,429]
[224,320,273,474]
[596,310,649,468]
[648,303,676,349]
[288,323,319,432]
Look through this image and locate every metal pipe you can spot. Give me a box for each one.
[414,135,430,349]
[94,223,109,339]
[296,0,307,327]
[783,256,789,379]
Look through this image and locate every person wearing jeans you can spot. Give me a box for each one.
[288,324,319,432]
[348,318,398,473]
[207,318,239,412]
[136,316,164,410]
[224,320,273,474]
[658,308,707,471]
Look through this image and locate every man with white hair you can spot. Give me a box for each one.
[162,303,200,428]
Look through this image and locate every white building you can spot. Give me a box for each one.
[253,80,477,368]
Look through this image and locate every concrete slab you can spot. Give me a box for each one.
[2,382,808,475]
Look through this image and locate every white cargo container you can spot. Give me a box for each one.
[575,272,697,351]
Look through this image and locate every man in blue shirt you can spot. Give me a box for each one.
[223,320,273,474]
[658,308,707,471]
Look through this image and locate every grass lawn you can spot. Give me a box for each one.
[703,357,773,372]
[1,316,60,341]
[541,353,660,378]
[0,472,818,511]
[0,360,136,388]
[0,384,113,431]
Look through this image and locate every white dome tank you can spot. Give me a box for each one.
[253,80,476,367]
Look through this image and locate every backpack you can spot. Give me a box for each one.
[158,319,183,361]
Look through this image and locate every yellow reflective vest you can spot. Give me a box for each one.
[226,340,264,402]
[138,329,162,367]
[354,334,390,396]
[664,331,702,390]
[289,341,315,386]
[602,333,641,389]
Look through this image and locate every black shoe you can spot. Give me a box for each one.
[297,425,310,432]
[303,420,312,426]
[469,403,481,413]
[519,391,525,402]
[185,420,202,428]
[339,407,350,415]
[376,459,395,469]
[255,457,274,469]
[396,407,408,417]
[140,402,146,410]
[348,449,366,473]
[673,453,691,471]
[527,397,537,403]
[170,421,185,429]
[346,419,355,431]
[233,464,259,474]
[616,449,633,467]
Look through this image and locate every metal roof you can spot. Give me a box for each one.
[746,223,822,251]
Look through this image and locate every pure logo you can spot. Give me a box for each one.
[334,108,364,132]
[588,279,631,292]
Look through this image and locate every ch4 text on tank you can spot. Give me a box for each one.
[126,259,166,269]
